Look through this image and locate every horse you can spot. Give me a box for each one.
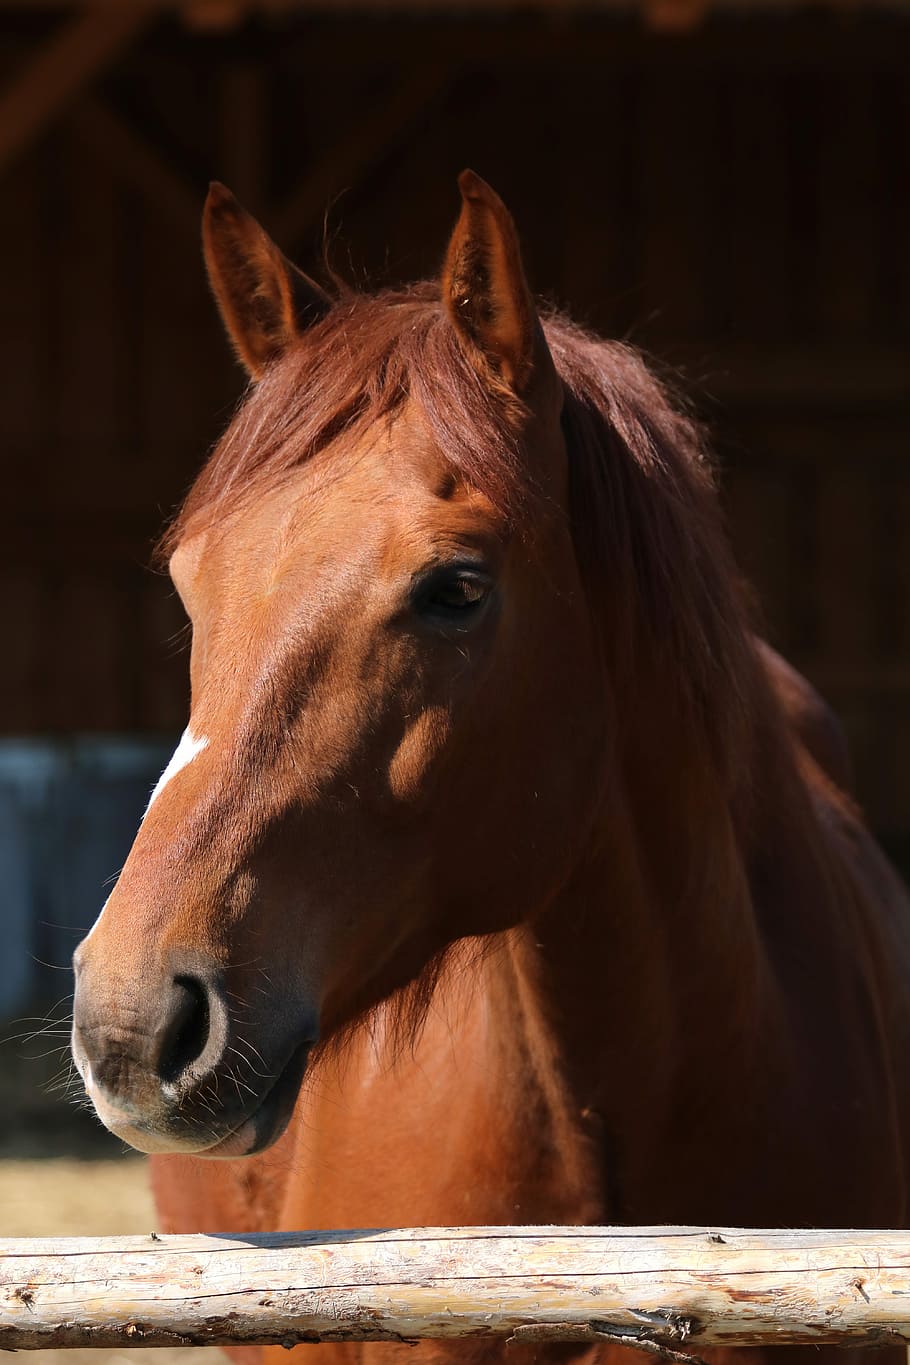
[71,170,910,1365]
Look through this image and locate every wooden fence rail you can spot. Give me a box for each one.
[2,1226,909,1353]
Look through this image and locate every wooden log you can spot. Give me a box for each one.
[1,1226,910,1352]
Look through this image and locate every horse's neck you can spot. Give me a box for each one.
[523,646,910,1224]
[511,658,812,1220]
[521,810,764,1217]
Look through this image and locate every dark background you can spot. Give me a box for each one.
[1,3,909,1021]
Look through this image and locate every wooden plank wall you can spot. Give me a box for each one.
[1,10,908,851]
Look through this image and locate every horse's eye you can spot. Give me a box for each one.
[430,575,488,610]
[415,567,493,623]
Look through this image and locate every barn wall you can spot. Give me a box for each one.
[1,10,908,969]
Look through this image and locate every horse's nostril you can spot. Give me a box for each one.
[158,976,210,1084]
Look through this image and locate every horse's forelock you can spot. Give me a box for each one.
[158,284,529,563]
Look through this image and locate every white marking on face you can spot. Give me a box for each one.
[81,893,109,945]
[144,727,209,818]
[80,729,209,949]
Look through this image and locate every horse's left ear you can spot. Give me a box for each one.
[442,170,560,408]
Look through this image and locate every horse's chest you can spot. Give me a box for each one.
[274,1031,591,1230]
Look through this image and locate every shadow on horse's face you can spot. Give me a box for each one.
[71,175,603,1157]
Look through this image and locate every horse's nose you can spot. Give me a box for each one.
[72,956,228,1103]
[154,976,214,1084]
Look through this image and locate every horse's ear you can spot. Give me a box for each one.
[203,182,331,378]
[442,170,558,404]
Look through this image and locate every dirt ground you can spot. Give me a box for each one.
[0,1154,227,1365]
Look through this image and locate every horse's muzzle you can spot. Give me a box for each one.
[71,944,312,1156]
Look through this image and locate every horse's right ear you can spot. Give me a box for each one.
[202,182,331,378]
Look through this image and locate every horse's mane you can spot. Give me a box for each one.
[164,281,756,783]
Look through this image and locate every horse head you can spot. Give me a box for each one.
[71,173,604,1156]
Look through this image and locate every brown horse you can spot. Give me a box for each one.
[72,172,910,1365]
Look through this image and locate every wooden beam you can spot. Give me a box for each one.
[2,1226,910,1351]
[71,95,201,239]
[273,64,448,249]
[0,5,163,177]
